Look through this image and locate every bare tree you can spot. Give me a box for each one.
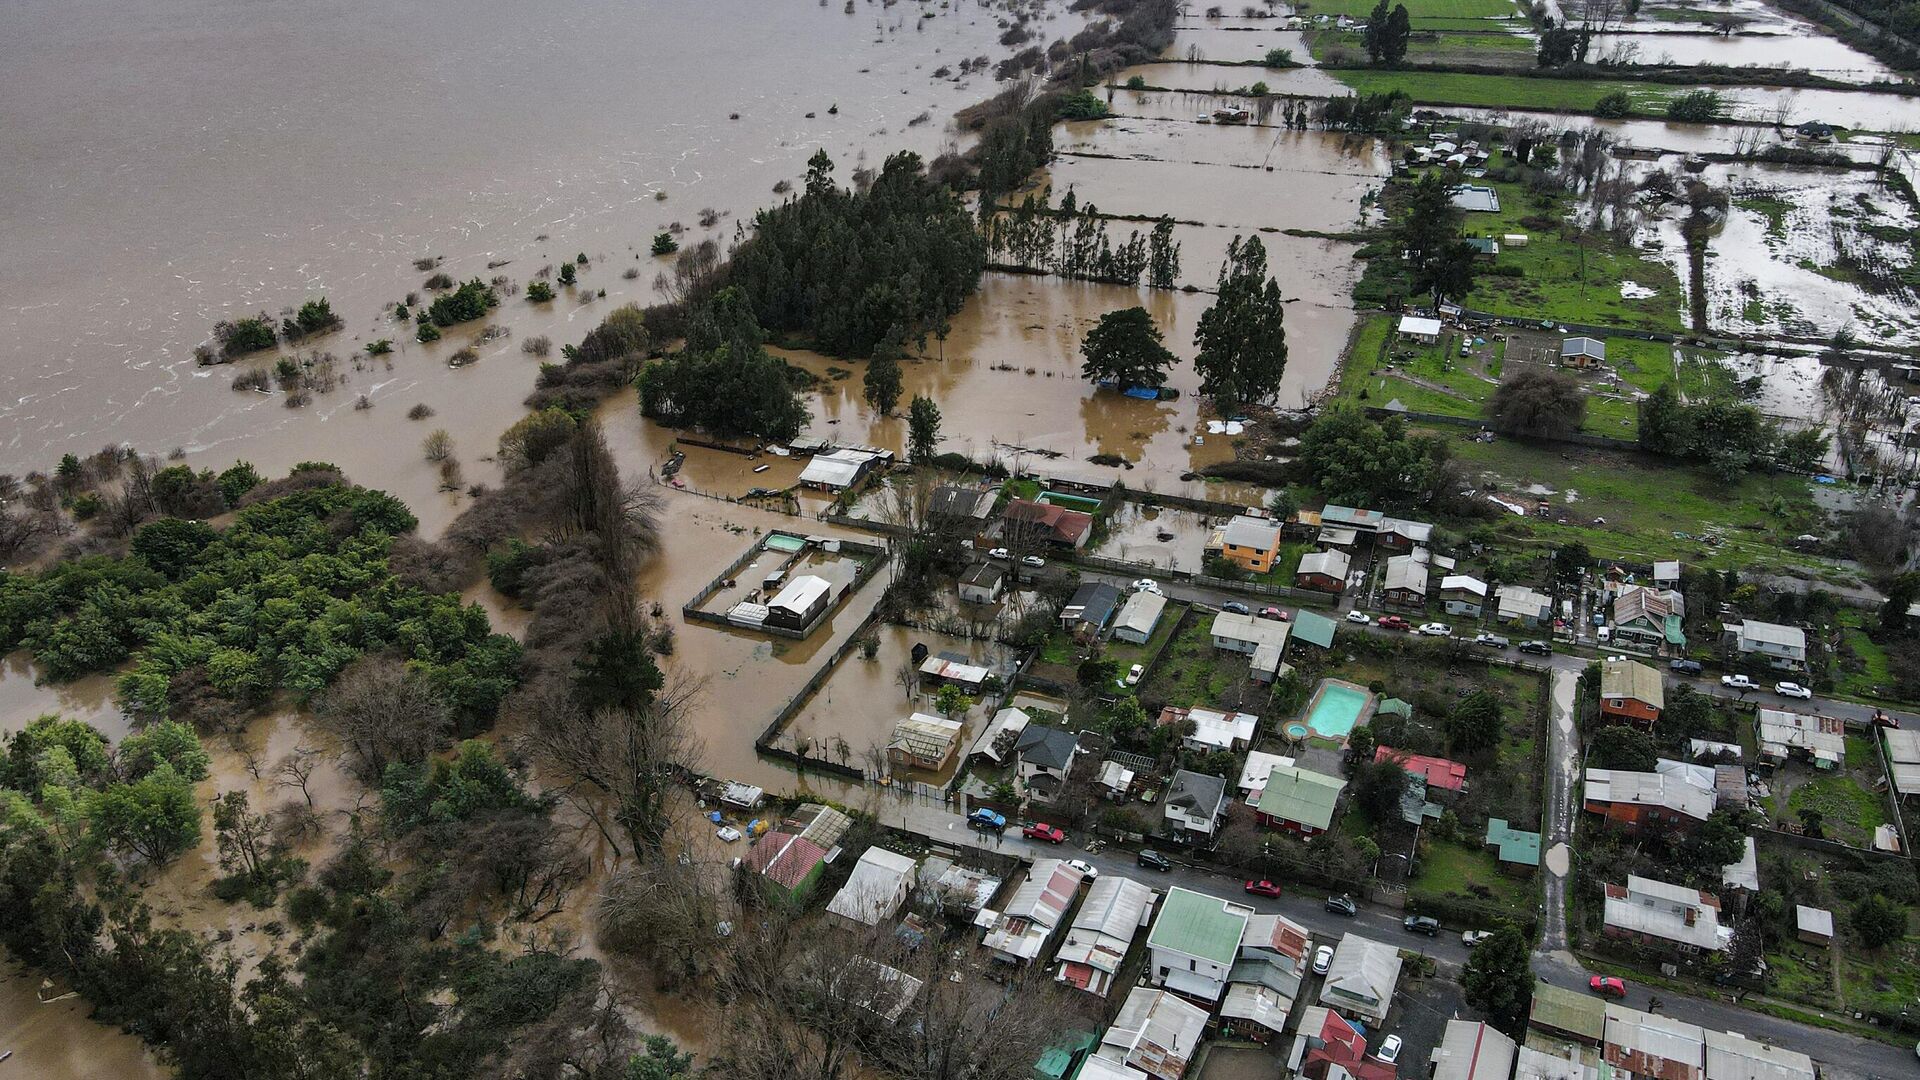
[517,673,704,862]
[315,654,453,781]
[597,854,724,989]
[273,745,322,808]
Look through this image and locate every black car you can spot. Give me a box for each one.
[1324,894,1359,916]
[1137,850,1173,872]
[1222,601,1251,616]
[1669,659,1704,675]
[1517,640,1552,656]
[1404,915,1440,935]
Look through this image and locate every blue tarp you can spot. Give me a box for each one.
[1122,386,1159,400]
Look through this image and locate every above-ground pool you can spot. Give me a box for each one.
[1299,679,1374,741]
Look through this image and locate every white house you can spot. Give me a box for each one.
[982,858,1087,964]
[1319,933,1401,1022]
[1440,575,1489,617]
[1602,875,1730,954]
[825,847,918,930]
[1210,611,1289,656]
[957,562,1005,604]
[1146,887,1252,1003]
[1158,705,1258,752]
[1163,769,1228,840]
[1113,590,1170,645]
[1725,620,1807,671]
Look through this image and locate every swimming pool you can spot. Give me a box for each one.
[1300,680,1374,741]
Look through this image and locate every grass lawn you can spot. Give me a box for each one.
[1835,609,1895,698]
[1450,163,1688,332]
[1438,427,1833,571]
[1840,920,1920,1017]
[1328,69,1681,114]
[1411,840,1536,920]
[1108,601,1187,670]
[1785,756,1890,848]
[1137,610,1256,712]
[1298,0,1523,22]
[1313,28,1537,64]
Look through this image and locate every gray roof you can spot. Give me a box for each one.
[1016,724,1081,771]
[1166,769,1228,819]
[960,562,1005,589]
[1063,582,1122,627]
[1561,337,1606,360]
[1221,514,1282,551]
[1383,554,1428,594]
[930,485,993,519]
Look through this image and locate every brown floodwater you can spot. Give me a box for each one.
[1167,23,1314,64]
[1121,61,1348,97]
[0,654,120,739]
[1588,29,1900,81]
[0,0,1045,535]
[0,960,167,1080]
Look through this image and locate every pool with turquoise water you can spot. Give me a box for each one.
[1302,681,1372,740]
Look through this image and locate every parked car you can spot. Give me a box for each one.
[1418,622,1452,637]
[1259,606,1289,621]
[1378,615,1411,631]
[1066,859,1098,880]
[1774,681,1813,700]
[1244,879,1283,899]
[987,547,1010,560]
[1124,663,1144,686]
[1346,611,1371,625]
[1518,640,1552,656]
[1023,822,1066,843]
[1312,945,1335,975]
[1669,659,1704,675]
[1022,555,1047,569]
[1472,633,1510,649]
[1375,1035,1404,1065]
[1461,930,1493,947]
[1222,601,1251,616]
[968,808,1007,832]
[1721,674,1758,691]
[1131,578,1162,594]
[1137,849,1173,872]
[715,825,743,842]
[1324,894,1358,917]
[1403,915,1440,936]
[1589,976,1628,998]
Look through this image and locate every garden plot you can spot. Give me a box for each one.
[1673,164,1920,344]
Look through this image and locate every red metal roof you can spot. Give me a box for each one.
[749,832,828,891]
[1376,747,1468,792]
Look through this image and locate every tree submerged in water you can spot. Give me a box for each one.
[637,287,809,443]
[1193,234,1287,410]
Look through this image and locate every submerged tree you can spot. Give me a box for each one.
[1193,235,1287,410]
[1080,307,1176,391]
[908,395,943,463]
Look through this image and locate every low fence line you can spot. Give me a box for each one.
[1363,406,1642,452]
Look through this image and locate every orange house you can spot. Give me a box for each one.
[1598,659,1663,728]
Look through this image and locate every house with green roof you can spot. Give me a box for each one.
[1291,610,1337,650]
[1528,980,1604,1046]
[1031,1030,1096,1080]
[1485,817,1541,873]
[1253,765,1346,838]
[1146,886,1253,1003]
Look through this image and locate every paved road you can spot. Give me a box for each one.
[1539,669,1578,954]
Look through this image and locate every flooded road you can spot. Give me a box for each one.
[0,0,1031,531]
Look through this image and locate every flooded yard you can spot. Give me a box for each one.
[776,625,1017,787]
[1091,500,1219,573]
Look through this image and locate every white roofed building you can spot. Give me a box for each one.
[1054,875,1158,997]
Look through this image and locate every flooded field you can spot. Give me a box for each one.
[692,543,869,620]
[1093,501,1218,573]
[1122,61,1349,96]
[0,960,167,1080]
[1655,162,1920,344]
[1168,22,1314,62]
[0,0,1036,532]
[0,655,120,739]
[1589,29,1902,81]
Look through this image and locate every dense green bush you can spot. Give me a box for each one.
[426,279,498,327]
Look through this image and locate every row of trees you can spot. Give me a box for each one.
[1361,0,1412,64]
[983,189,1182,288]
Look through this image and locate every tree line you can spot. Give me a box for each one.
[984,187,1181,288]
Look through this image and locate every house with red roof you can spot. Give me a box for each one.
[1287,1006,1396,1080]
[747,831,829,904]
[1002,499,1094,550]
[1375,747,1468,802]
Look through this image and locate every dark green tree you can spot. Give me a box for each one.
[1462,927,1533,1034]
[1147,217,1181,289]
[1349,755,1411,825]
[1193,235,1287,410]
[1881,572,1920,633]
[1298,406,1452,507]
[1487,369,1587,437]
[908,394,943,463]
[1447,690,1503,754]
[1081,307,1176,391]
[1394,172,1476,305]
[1363,0,1391,61]
[1850,894,1908,949]
[865,353,905,415]
[574,630,665,714]
[1590,725,1657,771]
[1381,5,1412,63]
[558,262,578,287]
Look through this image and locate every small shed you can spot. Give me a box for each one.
[1398,315,1443,345]
[1560,337,1607,367]
[1795,905,1833,945]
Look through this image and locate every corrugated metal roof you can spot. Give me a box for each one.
[1256,765,1345,830]
[1146,886,1250,967]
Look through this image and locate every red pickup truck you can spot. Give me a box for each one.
[1378,615,1411,631]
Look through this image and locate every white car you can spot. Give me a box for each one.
[715,826,743,842]
[1418,622,1452,637]
[1462,930,1493,947]
[1022,555,1047,569]
[987,547,1010,560]
[1066,859,1099,880]
[1721,674,1757,691]
[1124,663,1144,686]
[1132,578,1162,594]
[1312,944,1334,975]
[1375,1035,1404,1065]
[1345,611,1371,624]
[1775,681,1813,700]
